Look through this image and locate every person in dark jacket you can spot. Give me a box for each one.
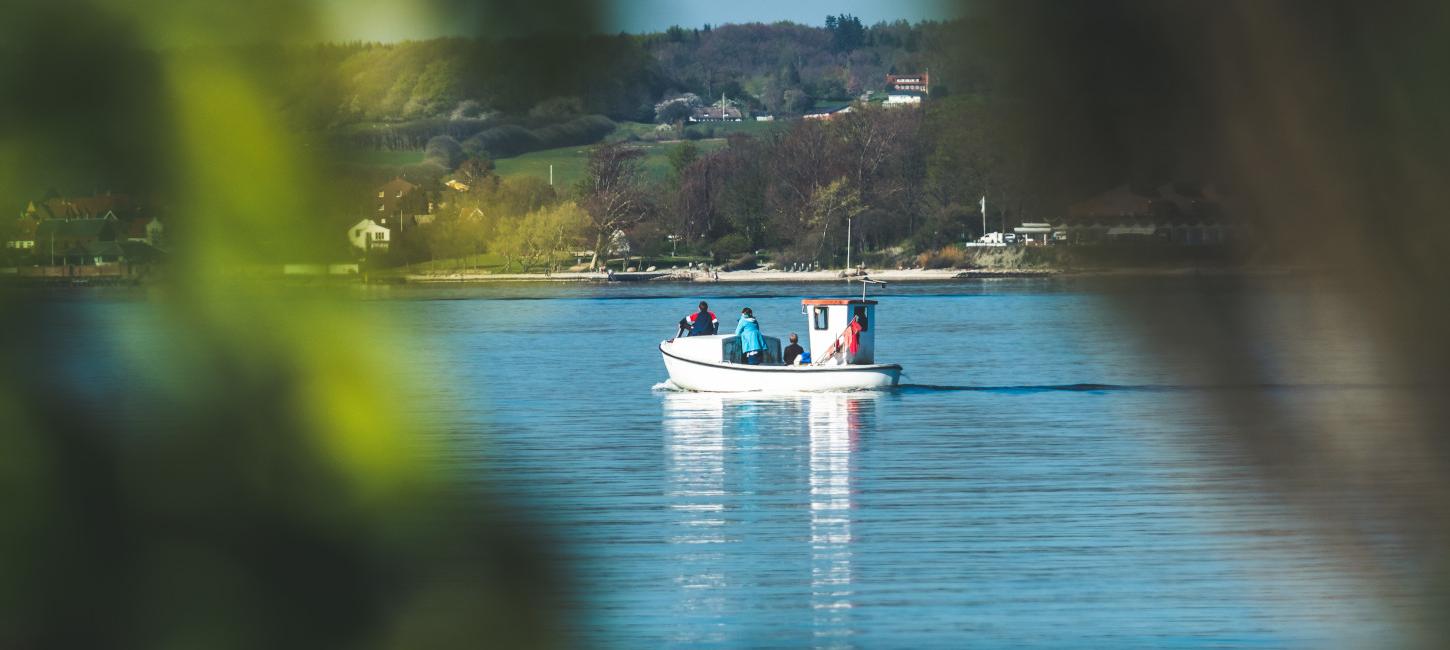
[678,301,719,337]
[783,333,805,365]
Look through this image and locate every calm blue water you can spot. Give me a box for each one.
[365,278,1413,648]
[45,278,1419,647]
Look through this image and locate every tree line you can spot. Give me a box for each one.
[377,95,1034,271]
[278,18,980,134]
[644,99,1030,266]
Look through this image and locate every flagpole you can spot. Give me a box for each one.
[980,195,986,238]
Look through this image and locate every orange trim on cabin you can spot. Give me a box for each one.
[800,299,878,305]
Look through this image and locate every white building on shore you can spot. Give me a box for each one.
[347,218,390,252]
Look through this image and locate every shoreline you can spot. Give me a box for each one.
[395,265,1301,284]
[399,268,1056,283]
[0,265,1306,288]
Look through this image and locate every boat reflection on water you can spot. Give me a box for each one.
[660,390,878,644]
[660,390,731,643]
[806,392,868,643]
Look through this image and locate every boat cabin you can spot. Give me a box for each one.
[802,299,877,365]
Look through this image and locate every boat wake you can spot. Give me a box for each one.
[898,383,1166,394]
[651,380,687,392]
[897,382,1401,394]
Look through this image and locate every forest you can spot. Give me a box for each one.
[372,93,1036,273]
[288,16,1057,270]
[1,12,1210,270]
[283,16,975,132]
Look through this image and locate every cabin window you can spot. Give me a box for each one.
[853,306,869,331]
[813,306,829,330]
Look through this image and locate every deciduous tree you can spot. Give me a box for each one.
[580,143,649,269]
[806,177,866,265]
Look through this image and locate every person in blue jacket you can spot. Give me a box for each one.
[735,307,768,365]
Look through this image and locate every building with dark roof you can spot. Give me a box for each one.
[33,215,123,265]
[690,105,743,122]
[27,193,136,221]
[690,94,744,122]
[375,177,428,234]
[885,73,930,105]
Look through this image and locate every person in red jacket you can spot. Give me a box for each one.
[678,301,719,337]
[845,313,865,355]
[821,313,866,362]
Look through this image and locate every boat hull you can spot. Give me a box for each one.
[661,343,901,392]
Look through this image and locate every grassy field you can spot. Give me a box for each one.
[330,120,776,178]
[610,119,783,141]
[493,139,728,189]
[329,148,425,167]
[407,253,506,272]
[400,251,577,274]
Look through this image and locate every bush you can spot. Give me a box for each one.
[423,135,465,170]
[655,101,693,125]
[528,96,585,123]
[654,93,702,123]
[449,100,486,120]
[723,253,759,271]
[331,117,492,150]
[463,125,540,158]
[399,160,449,186]
[460,116,615,159]
[917,245,968,270]
[712,233,751,259]
[532,115,616,149]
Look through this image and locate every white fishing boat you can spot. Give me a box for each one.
[660,297,903,392]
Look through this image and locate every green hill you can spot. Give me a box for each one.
[494,139,728,188]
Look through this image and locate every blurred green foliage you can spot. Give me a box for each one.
[7,0,1450,645]
[0,0,598,647]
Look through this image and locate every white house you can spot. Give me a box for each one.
[884,72,929,106]
[126,217,165,246]
[348,218,390,252]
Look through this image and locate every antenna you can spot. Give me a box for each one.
[856,276,886,301]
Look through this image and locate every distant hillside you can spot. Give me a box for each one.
[281,35,667,128]
[278,17,982,141]
[641,19,974,113]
